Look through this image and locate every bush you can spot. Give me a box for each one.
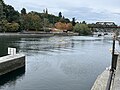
[73,23,92,35]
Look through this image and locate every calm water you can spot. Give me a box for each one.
[0,36,119,90]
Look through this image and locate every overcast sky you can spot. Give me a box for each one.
[4,0,120,25]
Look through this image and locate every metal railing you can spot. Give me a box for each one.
[106,35,119,90]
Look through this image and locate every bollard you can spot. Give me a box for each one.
[8,47,16,55]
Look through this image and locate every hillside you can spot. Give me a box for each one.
[0,0,70,32]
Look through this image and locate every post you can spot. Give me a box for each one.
[8,47,16,55]
[111,35,115,72]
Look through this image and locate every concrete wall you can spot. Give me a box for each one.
[0,54,25,76]
[91,69,110,90]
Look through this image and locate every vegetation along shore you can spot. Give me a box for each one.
[0,0,93,36]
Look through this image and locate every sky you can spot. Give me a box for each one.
[4,0,120,25]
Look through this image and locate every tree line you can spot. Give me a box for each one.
[0,0,92,35]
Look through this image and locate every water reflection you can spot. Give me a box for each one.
[0,66,25,89]
[13,36,75,55]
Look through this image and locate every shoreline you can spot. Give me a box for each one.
[0,32,79,38]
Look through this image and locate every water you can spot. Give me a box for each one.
[0,36,119,90]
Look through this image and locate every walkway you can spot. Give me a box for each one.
[113,55,120,90]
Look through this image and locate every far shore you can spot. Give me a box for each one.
[0,32,79,38]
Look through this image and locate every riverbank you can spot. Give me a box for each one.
[0,32,79,38]
[0,33,54,38]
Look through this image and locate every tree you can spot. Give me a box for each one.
[0,0,75,32]
[0,0,4,5]
[0,0,6,20]
[4,5,20,22]
[82,21,86,24]
[0,20,8,32]
[55,22,73,31]
[0,2,3,20]
[58,12,62,18]
[49,23,54,28]
[59,17,70,23]
[63,16,65,19]
[64,18,70,23]
[43,18,50,32]
[45,8,48,14]
[6,22,20,32]
[43,18,49,27]
[74,23,91,35]
[55,22,66,30]
[0,2,3,30]
[59,18,66,23]
[12,22,20,31]
[72,17,76,26]
[22,13,42,31]
[21,8,26,15]
[66,23,73,31]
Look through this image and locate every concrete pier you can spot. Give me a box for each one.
[91,54,120,90]
[0,54,25,76]
[91,69,110,90]
[112,55,120,90]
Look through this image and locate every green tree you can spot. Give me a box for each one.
[0,2,3,30]
[0,0,6,20]
[59,18,66,23]
[45,8,48,14]
[43,8,48,18]
[43,18,49,27]
[0,1,3,20]
[21,8,26,15]
[74,23,91,35]
[0,0,4,4]
[64,18,70,23]
[6,22,20,32]
[0,20,8,32]
[58,12,62,18]
[72,17,76,26]
[4,5,20,22]
[49,23,54,28]
[23,13,42,31]
[82,21,86,24]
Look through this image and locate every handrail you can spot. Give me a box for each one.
[106,35,115,90]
